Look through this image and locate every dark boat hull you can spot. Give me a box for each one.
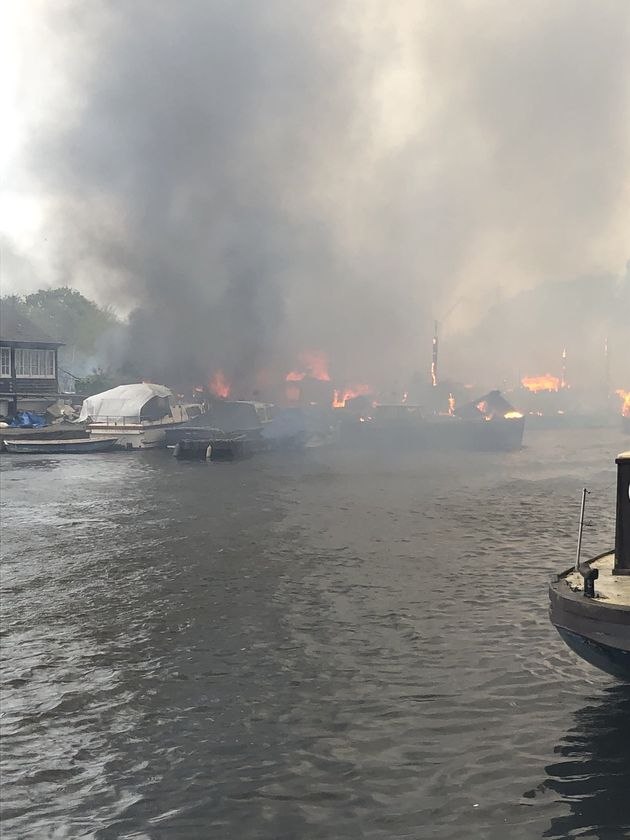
[173,437,251,461]
[165,423,265,449]
[165,425,223,446]
[340,416,525,452]
[421,417,524,451]
[555,627,630,680]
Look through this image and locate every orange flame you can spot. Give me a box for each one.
[521,374,561,393]
[616,389,630,417]
[286,351,331,382]
[209,370,230,399]
[332,384,374,408]
[476,400,492,420]
[504,411,524,419]
[448,393,455,416]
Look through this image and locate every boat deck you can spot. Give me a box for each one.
[565,553,630,606]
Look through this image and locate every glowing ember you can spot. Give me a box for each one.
[616,389,630,417]
[209,370,230,398]
[521,374,561,393]
[448,393,455,416]
[332,384,374,408]
[286,351,331,382]
[504,411,524,419]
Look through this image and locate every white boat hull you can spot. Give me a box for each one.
[88,423,178,449]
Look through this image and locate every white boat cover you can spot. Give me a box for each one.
[79,383,174,422]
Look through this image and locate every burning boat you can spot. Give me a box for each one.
[549,453,630,679]
[340,389,525,451]
[164,399,273,448]
[445,390,525,451]
[79,383,189,449]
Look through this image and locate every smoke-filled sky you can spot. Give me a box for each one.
[1,0,629,390]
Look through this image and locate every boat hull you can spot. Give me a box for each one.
[555,627,630,681]
[164,425,224,447]
[0,424,88,451]
[88,424,181,449]
[3,437,119,454]
[340,416,525,452]
[173,437,251,461]
[549,562,630,681]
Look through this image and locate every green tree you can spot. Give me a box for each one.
[21,287,119,355]
[74,368,122,396]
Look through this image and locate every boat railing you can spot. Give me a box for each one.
[575,487,598,597]
[88,417,142,426]
[88,416,171,426]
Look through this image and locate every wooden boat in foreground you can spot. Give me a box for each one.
[0,423,87,451]
[3,437,119,454]
[549,452,630,679]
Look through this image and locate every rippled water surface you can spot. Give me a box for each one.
[2,428,630,839]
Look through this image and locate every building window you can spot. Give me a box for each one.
[14,348,56,378]
[0,347,10,377]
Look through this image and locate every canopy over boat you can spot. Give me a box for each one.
[79,383,177,423]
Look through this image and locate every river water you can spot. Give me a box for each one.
[1,428,629,839]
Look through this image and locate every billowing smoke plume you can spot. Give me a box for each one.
[5,0,630,392]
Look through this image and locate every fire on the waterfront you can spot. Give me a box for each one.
[521,374,561,393]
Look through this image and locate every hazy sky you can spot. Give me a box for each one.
[1,0,629,388]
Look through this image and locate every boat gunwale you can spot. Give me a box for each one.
[550,550,630,617]
[3,437,119,447]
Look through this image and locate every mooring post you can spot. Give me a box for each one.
[613,452,630,575]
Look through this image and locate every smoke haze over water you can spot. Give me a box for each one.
[3,0,630,390]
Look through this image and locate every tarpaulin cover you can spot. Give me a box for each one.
[79,383,174,422]
[10,411,46,428]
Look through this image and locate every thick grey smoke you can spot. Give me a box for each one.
[9,0,630,392]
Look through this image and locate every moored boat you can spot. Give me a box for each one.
[79,383,189,449]
[0,423,88,451]
[3,437,119,454]
[549,452,630,679]
[165,400,273,449]
[339,390,525,452]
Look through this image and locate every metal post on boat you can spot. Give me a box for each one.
[613,451,630,575]
[575,487,589,572]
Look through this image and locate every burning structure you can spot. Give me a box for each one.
[340,388,525,451]
[617,390,630,434]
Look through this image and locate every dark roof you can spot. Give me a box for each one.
[0,301,62,346]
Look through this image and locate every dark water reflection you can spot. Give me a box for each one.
[541,685,630,839]
[1,428,629,839]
